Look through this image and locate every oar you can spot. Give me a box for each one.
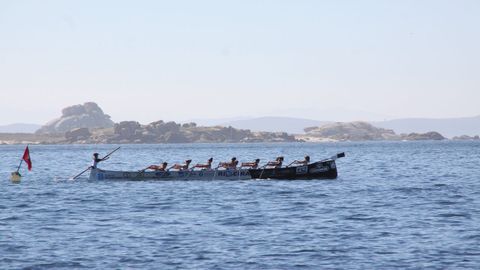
[258,160,281,179]
[103,146,121,160]
[72,166,92,180]
[286,161,296,168]
[71,147,121,180]
[139,166,151,172]
[286,159,310,167]
[258,164,268,179]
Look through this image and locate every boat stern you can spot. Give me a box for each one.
[89,168,105,180]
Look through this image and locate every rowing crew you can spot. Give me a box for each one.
[137,155,311,172]
[92,152,311,171]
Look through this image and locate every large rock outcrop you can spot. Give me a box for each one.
[65,127,91,142]
[402,132,445,141]
[103,121,296,144]
[300,122,447,142]
[36,102,114,134]
[303,122,399,141]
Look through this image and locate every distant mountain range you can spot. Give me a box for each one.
[0,123,41,133]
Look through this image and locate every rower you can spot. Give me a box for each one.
[219,157,238,169]
[169,159,192,171]
[92,153,109,169]
[193,158,213,170]
[292,155,310,166]
[241,159,261,169]
[266,156,284,168]
[146,162,168,171]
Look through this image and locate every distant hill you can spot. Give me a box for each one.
[376,116,480,138]
[220,117,329,134]
[0,123,41,133]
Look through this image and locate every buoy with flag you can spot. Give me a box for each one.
[11,146,32,183]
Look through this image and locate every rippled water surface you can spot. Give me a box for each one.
[1,142,480,269]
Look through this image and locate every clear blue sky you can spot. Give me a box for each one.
[0,0,479,124]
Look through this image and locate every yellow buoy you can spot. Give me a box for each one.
[10,171,21,183]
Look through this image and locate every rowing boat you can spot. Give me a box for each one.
[88,153,345,181]
[89,167,252,181]
[248,159,338,180]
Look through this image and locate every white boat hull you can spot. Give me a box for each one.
[89,168,252,181]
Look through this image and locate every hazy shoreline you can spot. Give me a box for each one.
[1,132,477,145]
[2,103,478,145]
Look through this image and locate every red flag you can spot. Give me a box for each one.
[22,146,32,171]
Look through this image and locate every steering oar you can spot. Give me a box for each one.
[71,147,121,180]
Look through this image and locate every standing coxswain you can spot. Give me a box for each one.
[92,153,109,169]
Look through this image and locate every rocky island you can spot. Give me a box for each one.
[298,122,446,142]
[452,135,480,141]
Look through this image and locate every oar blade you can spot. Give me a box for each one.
[72,167,92,180]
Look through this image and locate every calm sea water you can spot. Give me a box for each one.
[1,142,479,269]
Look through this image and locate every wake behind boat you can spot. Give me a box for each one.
[86,151,345,181]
